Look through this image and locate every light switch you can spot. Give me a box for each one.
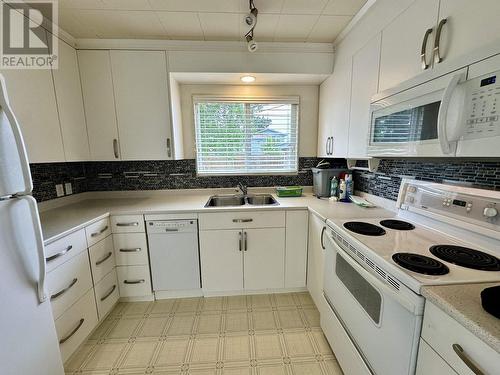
[64,182,73,195]
[55,184,65,197]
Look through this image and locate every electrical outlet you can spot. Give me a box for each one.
[65,182,73,195]
[55,184,65,197]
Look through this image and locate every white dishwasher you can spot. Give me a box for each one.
[146,220,201,292]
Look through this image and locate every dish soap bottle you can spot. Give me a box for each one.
[338,179,347,201]
[346,174,354,198]
[330,176,339,199]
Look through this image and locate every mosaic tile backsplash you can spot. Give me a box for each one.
[30,157,346,202]
[30,158,500,202]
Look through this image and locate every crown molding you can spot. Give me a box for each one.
[333,0,378,47]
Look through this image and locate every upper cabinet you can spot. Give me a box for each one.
[110,51,172,160]
[78,50,120,161]
[348,34,382,159]
[379,0,439,93]
[52,41,90,161]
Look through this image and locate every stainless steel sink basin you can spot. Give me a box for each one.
[204,194,279,207]
[246,194,279,206]
[205,194,245,207]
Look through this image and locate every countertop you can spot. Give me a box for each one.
[39,190,393,244]
[422,283,500,353]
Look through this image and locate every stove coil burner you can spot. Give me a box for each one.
[343,222,386,236]
[430,245,500,271]
[380,219,415,231]
[392,253,449,275]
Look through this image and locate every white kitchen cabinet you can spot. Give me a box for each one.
[110,50,172,160]
[416,339,458,375]
[78,50,120,161]
[437,0,500,68]
[52,41,90,161]
[379,0,440,93]
[317,56,352,158]
[307,212,326,310]
[285,210,308,288]
[348,34,382,158]
[244,228,285,290]
[199,229,244,293]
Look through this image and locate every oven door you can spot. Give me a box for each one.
[367,70,467,157]
[322,229,424,375]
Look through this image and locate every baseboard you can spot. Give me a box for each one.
[154,289,203,299]
[202,287,308,297]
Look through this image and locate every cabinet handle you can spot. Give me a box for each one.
[325,137,330,155]
[420,27,433,70]
[95,252,113,266]
[100,285,117,301]
[233,218,253,223]
[320,227,326,250]
[433,18,447,64]
[59,318,85,344]
[166,138,172,158]
[119,248,142,252]
[46,245,73,262]
[452,344,485,375]
[328,137,334,155]
[113,139,119,159]
[116,222,139,227]
[244,231,248,251]
[239,231,242,252]
[124,279,145,284]
[51,278,78,300]
[91,226,109,238]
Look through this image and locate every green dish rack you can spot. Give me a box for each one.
[276,186,303,197]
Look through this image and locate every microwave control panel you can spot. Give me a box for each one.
[462,70,500,140]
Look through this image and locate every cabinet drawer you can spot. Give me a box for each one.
[421,301,500,375]
[55,288,98,363]
[416,339,457,375]
[94,269,119,320]
[47,251,93,320]
[85,218,111,247]
[88,235,115,284]
[199,211,285,230]
[45,229,87,273]
[113,233,149,265]
[116,265,152,297]
[111,215,145,233]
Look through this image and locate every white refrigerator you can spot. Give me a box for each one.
[0,74,64,375]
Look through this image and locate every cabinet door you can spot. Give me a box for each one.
[199,230,243,292]
[437,0,500,66]
[317,75,334,157]
[348,34,382,158]
[416,339,457,375]
[320,56,352,157]
[379,0,439,92]
[52,41,90,161]
[285,210,308,288]
[110,50,172,160]
[244,228,285,290]
[307,212,325,308]
[78,50,120,161]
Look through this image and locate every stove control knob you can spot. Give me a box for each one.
[483,207,498,218]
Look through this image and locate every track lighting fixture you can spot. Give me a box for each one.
[244,0,258,52]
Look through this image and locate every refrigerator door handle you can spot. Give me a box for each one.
[0,76,33,195]
[22,195,48,303]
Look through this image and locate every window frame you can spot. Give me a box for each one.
[193,95,300,177]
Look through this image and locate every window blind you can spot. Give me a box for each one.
[194,96,299,175]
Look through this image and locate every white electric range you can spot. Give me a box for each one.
[321,179,500,375]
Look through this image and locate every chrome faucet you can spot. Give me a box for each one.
[238,182,248,196]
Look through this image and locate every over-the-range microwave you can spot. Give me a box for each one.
[367,64,500,157]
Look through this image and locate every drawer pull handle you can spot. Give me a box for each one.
[119,248,142,253]
[433,18,447,64]
[51,278,78,300]
[124,279,145,284]
[452,344,485,375]
[46,245,73,262]
[59,318,85,344]
[232,218,253,223]
[91,226,109,238]
[244,231,248,251]
[100,285,117,301]
[95,252,113,266]
[116,222,139,227]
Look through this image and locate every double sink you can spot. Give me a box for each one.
[205,194,279,207]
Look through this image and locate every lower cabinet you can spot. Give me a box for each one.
[116,265,153,298]
[307,212,326,310]
[94,269,119,318]
[416,339,458,375]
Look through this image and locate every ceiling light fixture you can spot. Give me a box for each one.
[241,75,256,83]
[244,0,258,52]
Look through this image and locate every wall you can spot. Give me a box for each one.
[179,84,320,159]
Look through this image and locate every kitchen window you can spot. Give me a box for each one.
[194,96,299,175]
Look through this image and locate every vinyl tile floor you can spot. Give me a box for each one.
[65,292,343,375]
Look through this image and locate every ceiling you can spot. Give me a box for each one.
[57,0,368,42]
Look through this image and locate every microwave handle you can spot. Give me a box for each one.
[437,73,464,155]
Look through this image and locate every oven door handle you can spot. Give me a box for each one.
[325,232,419,314]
